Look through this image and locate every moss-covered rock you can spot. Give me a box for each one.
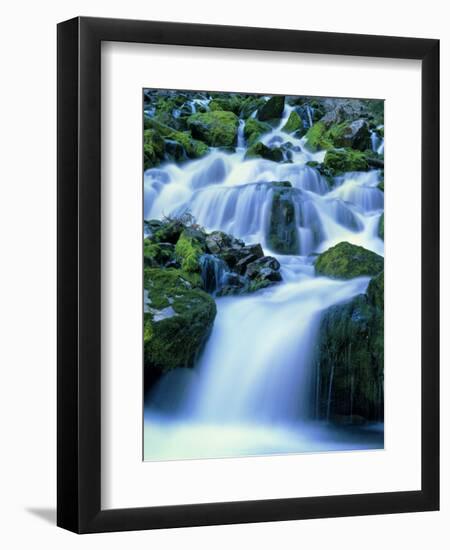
[267,183,300,254]
[144,268,216,382]
[314,272,384,422]
[187,111,239,147]
[333,119,371,150]
[243,118,271,146]
[245,141,283,162]
[143,129,165,169]
[367,270,384,309]
[208,95,243,115]
[282,110,303,134]
[239,96,266,118]
[257,95,285,122]
[305,119,370,152]
[144,117,208,161]
[378,213,384,241]
[323,148,369,175]
[315,242,383,279]
[144,239,176,268]
[304,122,334,151]
[152,219,185,244]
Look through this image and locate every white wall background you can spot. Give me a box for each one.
[0,0,447,548]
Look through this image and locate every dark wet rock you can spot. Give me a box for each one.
[164,138,187,161]
[205,231,233,254]
[314,271,384,422]
[267,183,300,255]
[257,95,285,122]
[378,213,384,240]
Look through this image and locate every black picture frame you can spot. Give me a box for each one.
[57,16,440,533]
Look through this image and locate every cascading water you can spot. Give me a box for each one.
[144,105,384,460]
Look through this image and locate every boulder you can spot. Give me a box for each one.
[243,118,272,146]
[246,256,281,278]
[143,129,165,169]
[267,185,300,254]
[208,95,243,115]
[315,242,384,279]
[314,271,384,422]
[219,243,264,270]
[144,268,216,386]
[163,138,186,162]
[239,96,266,118]
[323,148,369,175]
[152,219,185,244]
[205,231,233,254]
[282,110,303,134]
[245,141,284,162]
[144,240,176,268]
[144,118,208,160]
[328,119,371,151]
[187,111,239,147]
[257,95,285,121]
[305,118,371,152]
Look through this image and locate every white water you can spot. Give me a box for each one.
[144,104,384,460]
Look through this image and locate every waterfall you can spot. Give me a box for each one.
[371,127,384,155]
[306,105,314,128]
[199,254,232,294]
[144,101,384,460]
[237,119,245,149]
[185,275,370,424]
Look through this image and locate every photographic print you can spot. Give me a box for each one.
[143,89,384,461]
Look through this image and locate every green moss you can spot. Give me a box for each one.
[304,122,334,151]
[245,141,283,162]
[144,118,208,160]
[187,111,239,147]
[315,241,384,279]
[143,268,216,374]
[248,279,272,293]
[282,111,302,133]
[378,213,384,241]
[143,129,165,169]
[243,118,271,145]
[305,119,370,152]
[239,96,266,118]
[208,95,243,114]
[323,148,369,175]
[144,240,174,267]
[174,231,204,273]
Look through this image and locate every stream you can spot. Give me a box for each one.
[143,103,384,460]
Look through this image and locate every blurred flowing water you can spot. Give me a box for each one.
[144,104,384,460]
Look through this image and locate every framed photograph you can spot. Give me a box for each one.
[57,17,439,533]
